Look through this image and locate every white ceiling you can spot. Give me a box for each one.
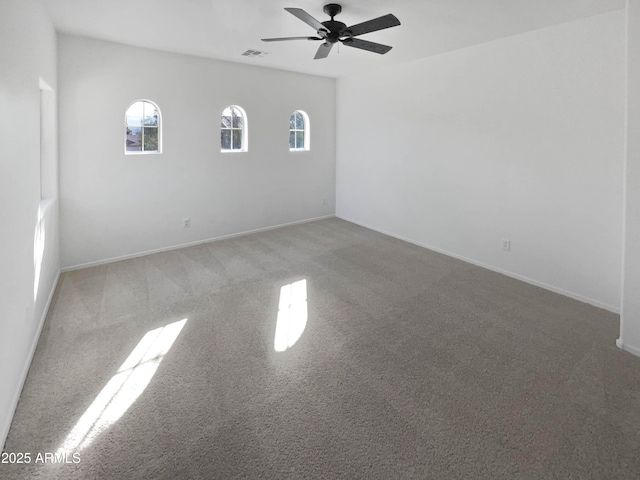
[41,0,624,78]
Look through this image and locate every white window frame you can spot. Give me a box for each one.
[124,100,162,155]
[289,110,310,151]
[221,105,248,153]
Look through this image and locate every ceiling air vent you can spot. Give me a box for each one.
[241,49,269,58]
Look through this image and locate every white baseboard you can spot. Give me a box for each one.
[1,269,61,451]
[337,215,620,314]
[616,338,640,357]
[62,215,336,272]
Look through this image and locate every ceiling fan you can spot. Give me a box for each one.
[262,3,401,60]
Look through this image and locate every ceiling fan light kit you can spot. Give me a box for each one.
[261,3,400,60]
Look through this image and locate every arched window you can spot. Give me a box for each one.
[125,100,161,154]
[289,110,310,151]
[221,105,247,152]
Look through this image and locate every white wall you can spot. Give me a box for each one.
[620,0,640,355]
[336,10,625,312]
[58,34,336,269]
[0,0,60,449]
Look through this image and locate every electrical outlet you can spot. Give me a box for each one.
[183,218,190,228]
[322,198,327,206]
[501,239,511,252]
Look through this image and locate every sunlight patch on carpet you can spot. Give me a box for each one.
[56,318,188,454]
[274,279,308,352]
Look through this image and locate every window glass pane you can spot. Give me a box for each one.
[290,114,296,130]
[221,107,232,128]
[143,127,158,151]
[289,131,295,149]
[126,128,142,152]
[221,129,231,150]
[143,102,159,126]
[295,112,304,130]
[126,102,143,127]
[143,114,158,126]
[232,129,242,150]
[232,109,243,128]
[296,131,304,149]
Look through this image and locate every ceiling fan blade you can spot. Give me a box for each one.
[345,14,400,37]
[285,8,326,32]
[262,36,323,42]
[341,38,392,55]
[314,42,334,60]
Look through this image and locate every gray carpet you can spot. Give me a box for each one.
[3,218,639,479]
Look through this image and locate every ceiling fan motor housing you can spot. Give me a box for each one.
[321,20,348,43]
